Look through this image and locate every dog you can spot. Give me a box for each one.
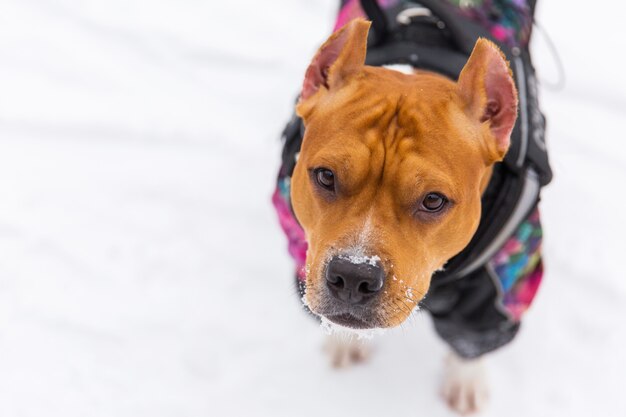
[273,2,551,413]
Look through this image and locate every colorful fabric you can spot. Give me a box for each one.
[447,0,533,46]
[335,0,533,46]
[272,173,308,281]
[334,0,400,32]
[490,207,543,320]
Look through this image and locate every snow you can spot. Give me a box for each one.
[339,253,381,266]
[405,286,414,300]
[0,0,624,416]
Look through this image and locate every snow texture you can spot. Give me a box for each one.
[0,1,624,416]
[338,253,381,266]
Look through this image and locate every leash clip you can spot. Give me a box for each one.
[396,5,446,29]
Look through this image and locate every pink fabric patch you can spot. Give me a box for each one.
[272,188,308,281]
[333,0,400,32]
[491,25,511,42]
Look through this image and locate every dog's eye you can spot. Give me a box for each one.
[421,193,447,212]
[314,168,335,191]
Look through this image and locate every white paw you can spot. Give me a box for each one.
[440,353,489,415]
[324,334,371,368]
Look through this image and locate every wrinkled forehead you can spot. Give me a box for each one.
[303,68,468,133]
[301,89,399,144]
[302,79,478,158]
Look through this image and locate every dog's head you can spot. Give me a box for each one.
[291,19,518,329]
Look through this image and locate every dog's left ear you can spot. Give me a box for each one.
[297,19,370,114]
[457,39,518,162]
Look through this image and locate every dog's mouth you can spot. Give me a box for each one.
[324,312,372,329]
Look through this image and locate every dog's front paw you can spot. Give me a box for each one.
[440,353,489,415]
[324,334,370,368]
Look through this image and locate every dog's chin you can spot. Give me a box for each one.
[320,313,388,339]
[324,313,372,329]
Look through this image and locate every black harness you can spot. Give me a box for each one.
[280,0,552,286]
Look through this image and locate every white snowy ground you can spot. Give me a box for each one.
[0,0,624,416]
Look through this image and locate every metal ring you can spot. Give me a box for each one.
[396,7,433,25]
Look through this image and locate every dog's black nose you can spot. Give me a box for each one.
[325,256,384,304]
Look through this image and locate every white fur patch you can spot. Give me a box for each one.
[383,64,415,75]
[324,333,371,368]
[441,353,490,414]
[341,210,378,264]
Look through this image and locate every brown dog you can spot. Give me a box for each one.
[289,19,518,413]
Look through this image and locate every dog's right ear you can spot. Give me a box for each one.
[297,19,370,114]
